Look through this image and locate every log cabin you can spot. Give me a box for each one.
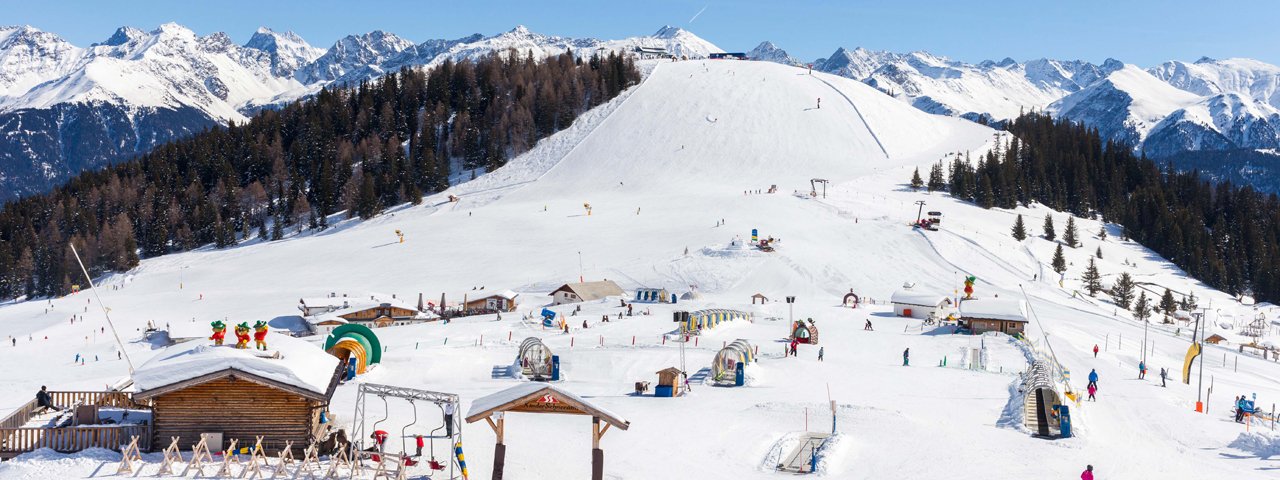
[130,333,342,453]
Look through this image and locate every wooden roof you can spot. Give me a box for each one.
[465,383,629,430]
[655,367,682,375]
[551,281,624,301]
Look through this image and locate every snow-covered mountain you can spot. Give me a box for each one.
[815,47,1115,120]
[292,30,415,85]
[748,41,799,66]
[0,23,722,199]
[243,27,323,78]
[1047,65,1202,148]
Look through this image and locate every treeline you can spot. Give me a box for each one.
[0,50,640,299]
[919,112,1280,302]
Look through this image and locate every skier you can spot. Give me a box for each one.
[789,339,798,357]
[1081,465,1094,480]
[1092,344,1099,358]
[1138,360,1146,379]
[1159,367,1168,387]
[864,319,874,331]
[1086,383,1097,401]
[816,98,821,109]
[818,347,824,362]
[902,348,910,366]
[1087,369,1099,388]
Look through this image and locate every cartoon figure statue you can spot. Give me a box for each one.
[963,275,977,299]
[234,322,252,349]
[209,320,227,346]
[253,320,269,351]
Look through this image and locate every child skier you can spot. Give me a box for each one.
[1092,344,1099,357]
[1086,383,1097,401]
[902,348,910,366]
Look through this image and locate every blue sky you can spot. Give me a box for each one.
[9,0,1279,66]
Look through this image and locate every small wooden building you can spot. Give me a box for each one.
[751,293,768,304]
[302,294,432,329]
[131,335,341,453]
[655,368,682,397]
[1204,334,1228,345]
[959,299,1029,335]
[463,290,519,313]
[551,280,624,305]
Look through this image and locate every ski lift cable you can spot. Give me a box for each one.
[69,243,135,374]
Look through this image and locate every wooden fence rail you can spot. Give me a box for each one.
[0,425,150,459]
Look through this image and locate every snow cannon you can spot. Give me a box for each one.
[324,324,383,376]
[963,275,977,299]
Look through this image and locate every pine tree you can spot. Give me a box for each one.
[1159,288,1177,318]
[1095,246,1103,259]
[927,162,946,192]
[1133,291,1151,322]
[1011,214,1028,241]
[1042,215,1056,241]
[910,168,923,190]
[1111,272,1135,309]
[1082,257,1102,296]
[1098,226,1107,241]
[1051,244,1067,274]
[1063,216,1079,247]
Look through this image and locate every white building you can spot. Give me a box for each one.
[890,287,953,319]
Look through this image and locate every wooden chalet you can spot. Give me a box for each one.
[301,294,431,330]
[130,335,341,454]
[463,290,520,313]
[959,299,1029,335]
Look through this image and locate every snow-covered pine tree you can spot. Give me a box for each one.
[1095,246,1103,259]
[1082,257,1102,296]
[1111,272,1135,309]
[1012,214,1028,241]
[1051,244,1067,274]
[1064,216,1079,247]
[1043,215,1056,241]
[910,168,924,190]
[1098,225,1107,241]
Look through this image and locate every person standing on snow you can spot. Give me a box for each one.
[816,98,821,109]
[1081,465,1094,480]
[1087,369,1099,388]
[1086,383,1097,401]
[818,347,824,362]
[1092,344,1099,357]
[865,320,874,331]
[1159,367,1168,387]
[902,348,910,366]
[1138,361,1146,379]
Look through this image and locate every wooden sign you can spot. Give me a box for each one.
[511,392,587,415]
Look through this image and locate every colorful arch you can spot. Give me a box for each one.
[324,324,382,375]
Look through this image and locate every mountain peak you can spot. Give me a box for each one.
[98,26,146,46]
[508,25,532,35]
[653,25,688,39]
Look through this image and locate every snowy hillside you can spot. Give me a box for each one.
[0,23,722,199]
[1,59,1278,479]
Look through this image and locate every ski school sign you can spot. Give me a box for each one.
[512,392,581,415]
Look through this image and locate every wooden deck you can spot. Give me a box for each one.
[0,391,150,460]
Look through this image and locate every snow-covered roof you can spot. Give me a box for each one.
[890,289,951,307]
[132,334,338,399]
[552,281,624,301]
[465,382,629,430]
[468,290,519,302]
[959,299,1028,322]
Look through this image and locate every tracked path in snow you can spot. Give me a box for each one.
[807,74,890,159]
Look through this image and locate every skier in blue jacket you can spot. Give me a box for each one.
[1087,369,1099,388]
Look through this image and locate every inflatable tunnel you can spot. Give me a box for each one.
[324,324,382,375]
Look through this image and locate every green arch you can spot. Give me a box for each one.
[324,323,382,365]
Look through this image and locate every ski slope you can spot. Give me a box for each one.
[1,59,1278,479]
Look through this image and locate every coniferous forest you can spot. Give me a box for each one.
[934,113,1280,302]
[0,50,639,299]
